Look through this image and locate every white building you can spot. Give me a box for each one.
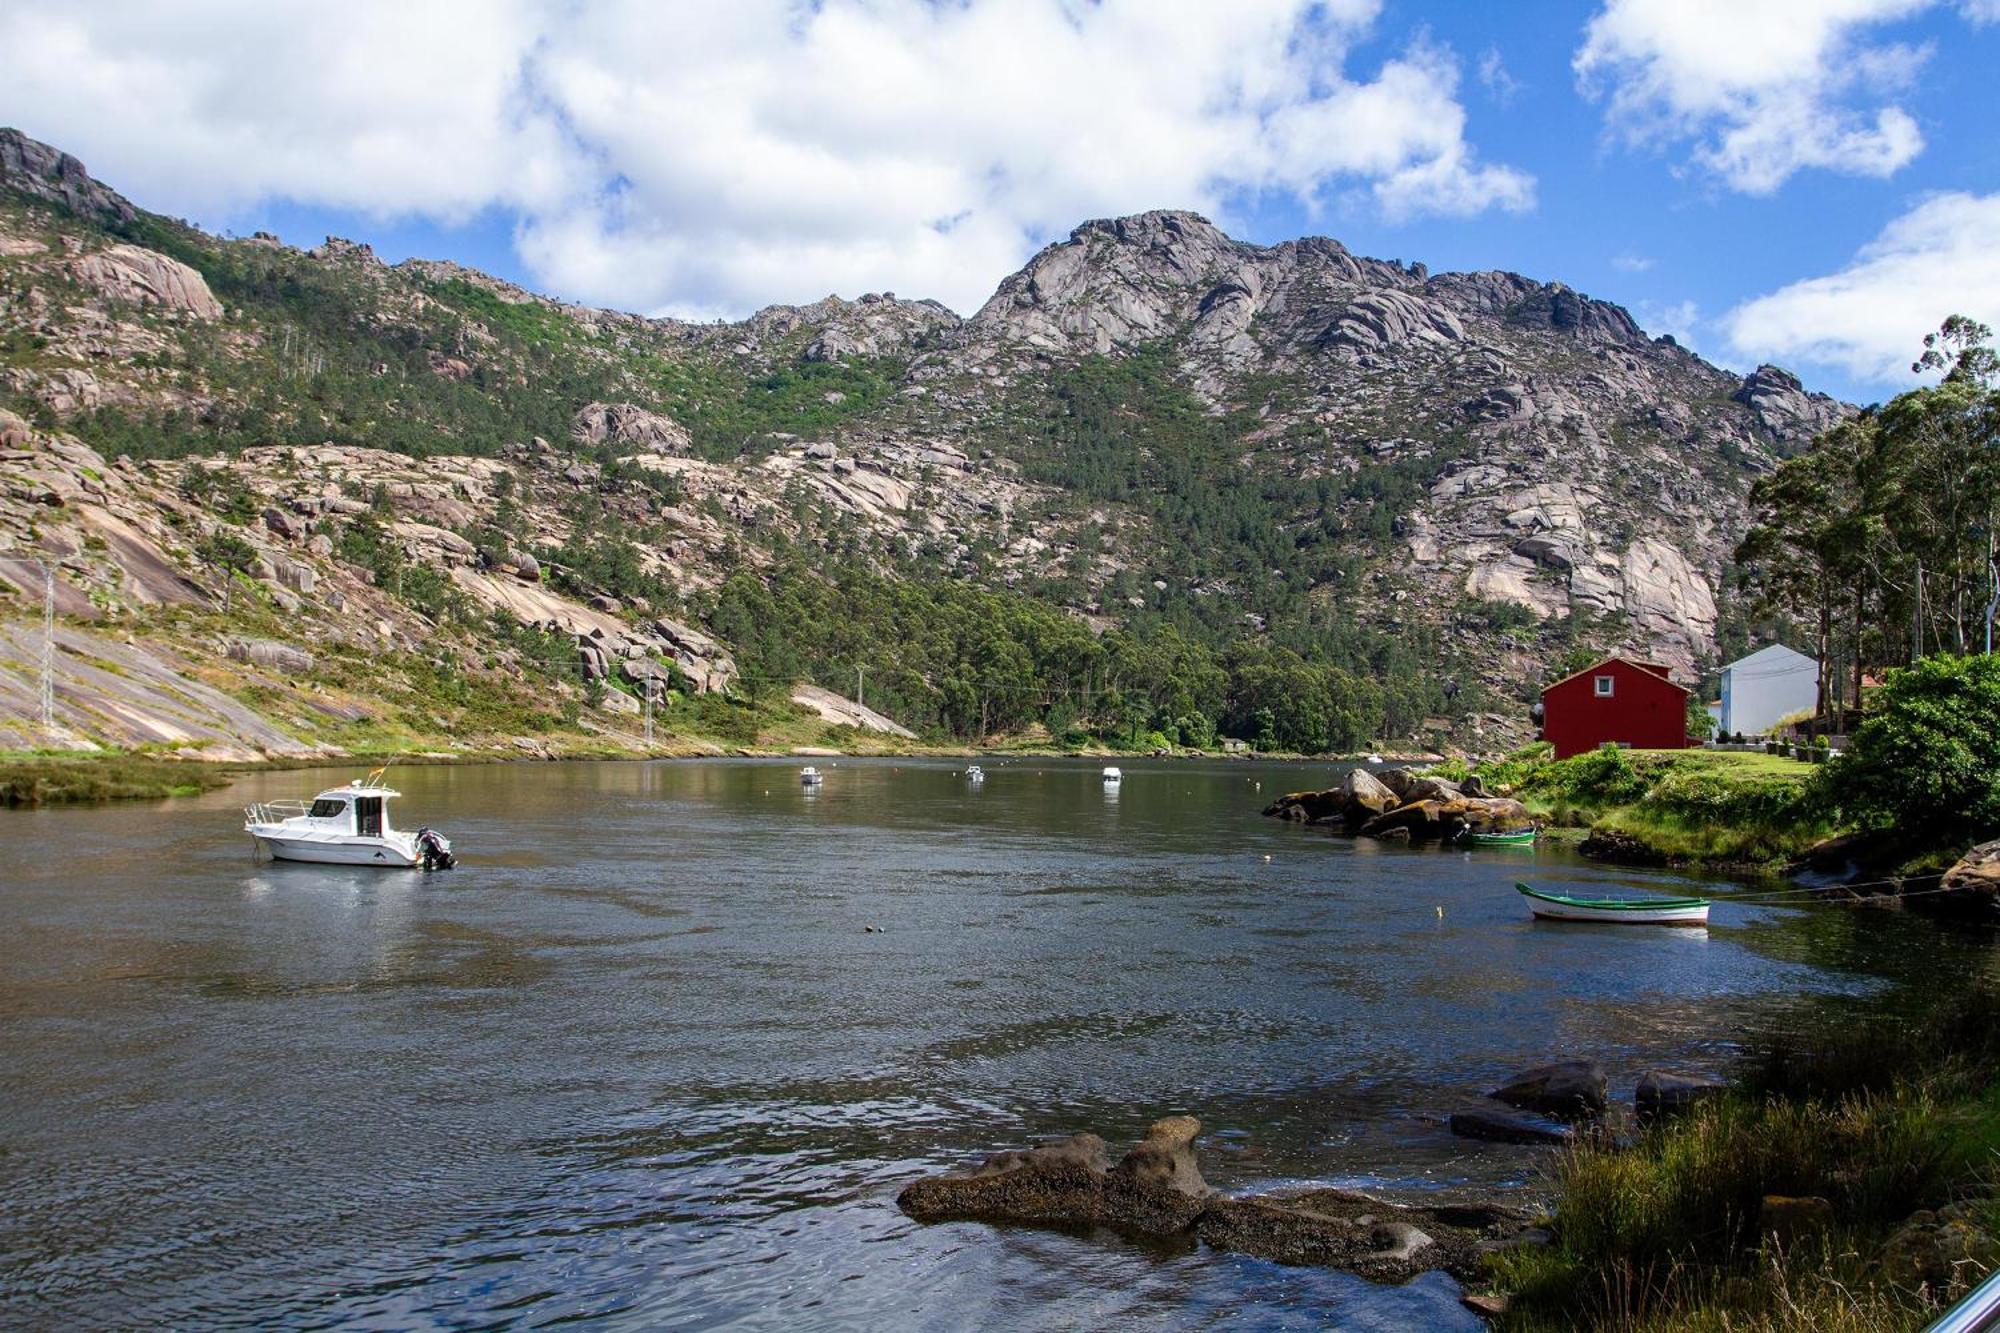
[1717,644,1819,737]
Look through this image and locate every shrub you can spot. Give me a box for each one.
[1817,654,2000,847]
[196,530,258,573]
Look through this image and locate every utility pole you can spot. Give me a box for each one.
[855,664,865,709]
[40,561,55,740]
[644,677,654,749]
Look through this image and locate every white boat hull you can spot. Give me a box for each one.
[1526,900,1709,926]
[252,833,420,867]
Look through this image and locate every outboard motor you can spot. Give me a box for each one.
[416,827,456,871]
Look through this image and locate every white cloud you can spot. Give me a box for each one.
[1478,46,1522,105]
[0,0,1533,318]
[1611,254,1656,272]
[1723,191,2000,383]
[1574,0,1936,193]
[1963,0,2000,20]
[1635,298,1703,352]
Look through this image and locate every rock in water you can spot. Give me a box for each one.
[1942,841,2000,910]
[1634,1070,1726,1124]
[897,1119,1207,1234]
[1342,766,1398,820]
[1490,1059,1608,1118]
[900,1118,1545,1284]
[1110,1114,1208,1195]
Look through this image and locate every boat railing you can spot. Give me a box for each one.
[1928,1266,2000,1333]
[244,799,309,826]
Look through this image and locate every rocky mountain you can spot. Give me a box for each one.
[0,128,1847,757]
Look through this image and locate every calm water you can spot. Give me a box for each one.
[0,757,1981,1330]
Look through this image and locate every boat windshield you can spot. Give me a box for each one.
[308,798,347,819]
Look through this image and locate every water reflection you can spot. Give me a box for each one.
[0,757,1975,1329]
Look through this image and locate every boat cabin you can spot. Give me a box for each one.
[302,783,400,837]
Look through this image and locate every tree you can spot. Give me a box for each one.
[1735,317,2000,720]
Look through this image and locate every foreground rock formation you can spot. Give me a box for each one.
[1263,766,1532,842]
[899,1116,1543,1284]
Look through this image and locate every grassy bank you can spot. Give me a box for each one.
[0,752,244,805]
[1486,985,2000,1331]
[1461,745,1835,869]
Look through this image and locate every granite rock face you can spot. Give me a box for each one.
[74,244,222,318]
[0,128,1859,743]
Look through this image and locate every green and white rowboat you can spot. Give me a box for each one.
[1468,828,1537,847]
[1517,882,1711,926]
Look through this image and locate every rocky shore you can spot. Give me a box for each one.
[897,1061,1729,1298]
[1261,765,1532,842]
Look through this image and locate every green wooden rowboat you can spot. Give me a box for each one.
[1467,828,1537,847]
[1517,882,1711,926]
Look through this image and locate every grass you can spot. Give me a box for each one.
[1471,745,1834,868]
[0,752,242,805]
[1486,984,2000,1331]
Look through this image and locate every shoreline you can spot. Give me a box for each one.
[0,744,1426,807]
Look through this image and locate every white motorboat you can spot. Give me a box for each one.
[245,773,454,869]
[1366,753,1385,765]
[800,766,825,787]
[965,765,985,783]
[1102,766,1122,784]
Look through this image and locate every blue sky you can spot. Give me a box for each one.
[4,0,1998,405]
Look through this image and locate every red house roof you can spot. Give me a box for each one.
[1541,655,1683,694]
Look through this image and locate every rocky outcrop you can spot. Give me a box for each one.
[1878,1200,2000,1290]
[1319,290,1465,355]
[899,1116,1211,1237]
[899,1115,1543,1284]
[1941,841,2000,909]
[0,129,136,222]
[224,638,314,674]
[789,683,917,737]
[1733,365,1848,449]
[571,402,693,455]
[1265,768,1533,843]
[73,244,222,318]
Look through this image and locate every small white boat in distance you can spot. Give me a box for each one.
[1102,766,1122,784]
[1366,753,1385,765]
[965,765,985,782]
[1517,882,1709,926]
[245,774,454,868]
[800,766,825,787]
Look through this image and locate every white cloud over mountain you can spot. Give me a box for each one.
[0,0,1532,317]
[1724,191,2000,385]
[1574,0,1938,193]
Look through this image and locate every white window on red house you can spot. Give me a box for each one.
[1595,675,1615,697]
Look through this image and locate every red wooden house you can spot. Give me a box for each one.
[1540,656,1691,759]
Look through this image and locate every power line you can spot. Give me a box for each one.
[40,561,54,740]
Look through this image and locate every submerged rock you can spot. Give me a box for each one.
[1448,1107,1574,1146]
